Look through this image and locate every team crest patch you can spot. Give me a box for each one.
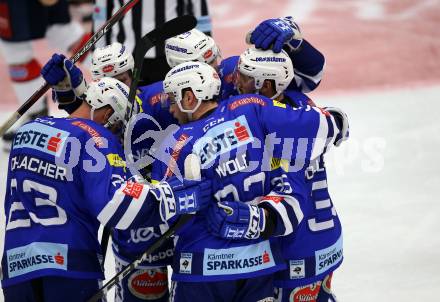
[289,259,305,279]
[179,253,193,274]
[128,268,168,300]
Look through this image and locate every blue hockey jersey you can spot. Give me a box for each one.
[152,93,341,282]
[112,82,178,268]
[265,90,344,287]
[1,117,163,287]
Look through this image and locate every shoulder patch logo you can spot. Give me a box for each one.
[71,121,105,147]
[228,97,266,110]
[272,100,286,108]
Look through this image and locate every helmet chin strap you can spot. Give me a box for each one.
[270,91,282,100]
[90,107,96,122]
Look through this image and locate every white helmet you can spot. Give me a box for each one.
[237,47,294,99]
[91,42,134,80]
[165,29,220,68]
[85,77,131,128]
[163,62,221,114]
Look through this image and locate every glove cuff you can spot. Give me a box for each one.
[245,205,265,239]
[73,76,87,99]
[325,107,349,147]
[282,16,303,52]
[152,182,176,223]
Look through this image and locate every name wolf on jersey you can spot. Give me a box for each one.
[215,152,249,177]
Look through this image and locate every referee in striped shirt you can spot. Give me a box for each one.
[93,0,211,85]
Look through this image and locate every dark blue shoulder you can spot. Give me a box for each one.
[219,56,239,77]
[284,89,311,107]
[67,118,118,145]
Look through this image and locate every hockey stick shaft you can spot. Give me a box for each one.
[87,214,193,302]
[125,15,197,124]
[99,226,111,266]
[0,0,140,137]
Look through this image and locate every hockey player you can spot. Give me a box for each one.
[164,16,324,99]
[227,47,347,302]
[0,0,91,149]
[153,61,346,301]
[89,16,325,300]
[1,56,212,301]
[90,42,178,302]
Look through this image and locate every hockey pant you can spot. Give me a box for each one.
[170,274,275,302]
[2,276,104,302]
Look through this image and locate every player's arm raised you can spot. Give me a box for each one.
[249,16,325,92]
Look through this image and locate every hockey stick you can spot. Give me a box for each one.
[87,154,201,302]
[124,15,197,126]
[0,0,140,137]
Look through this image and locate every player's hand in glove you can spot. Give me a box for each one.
[41,53,87,110]
[250,16,303,53]
[152,176,213,223]
[324,107,349,146]
[207,201,266,240]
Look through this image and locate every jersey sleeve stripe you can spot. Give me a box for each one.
[310,107,330,160]
[280,195,304,236]
[312,180,328,191]
[97,186,126,226]
[315,199,331,209]
[259,199,293,236]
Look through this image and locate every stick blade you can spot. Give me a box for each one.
[149,15,198,42]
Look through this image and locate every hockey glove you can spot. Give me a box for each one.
[250,16,303,53]
[41,53,87,110]
[325,107,349,146]
[152,176,212,223]
[207,201,266,240]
